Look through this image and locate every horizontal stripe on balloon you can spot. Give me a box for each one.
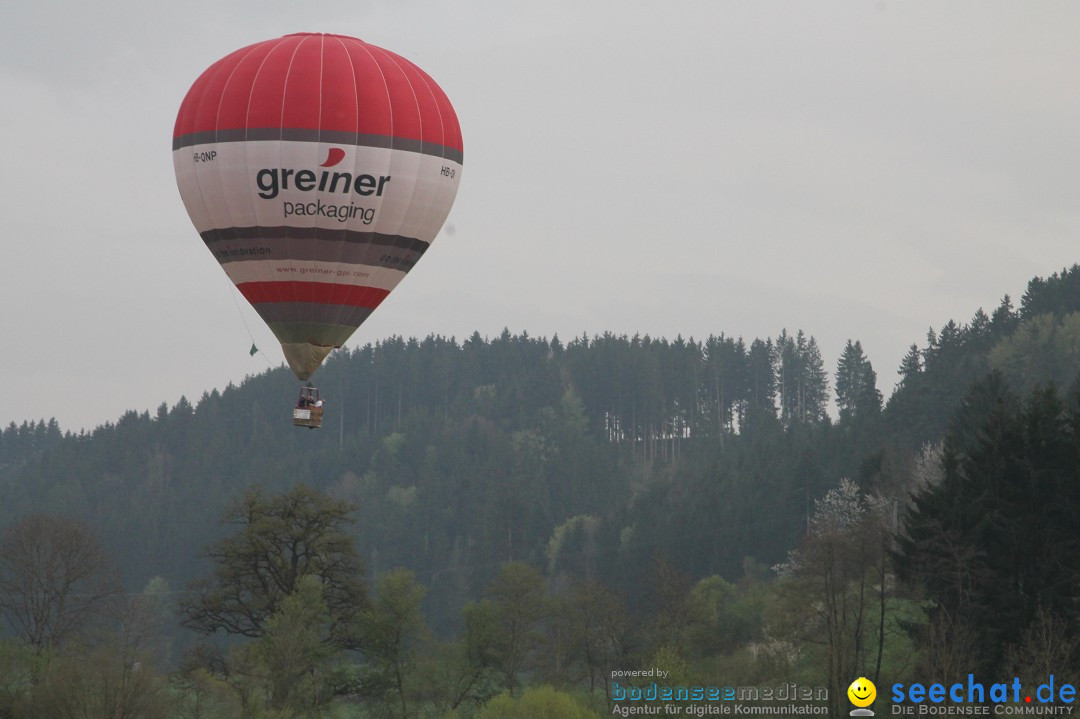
[201,226,430,254]
[255,304,374,330]
[202,227,429,272]
[172,129,463,165]
[266,321,360,348]
[222,260,405,289]
[237,281,390,308]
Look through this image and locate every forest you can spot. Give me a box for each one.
[3,266,1080,717]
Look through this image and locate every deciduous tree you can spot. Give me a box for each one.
[467,562,549,696]
[773,479,894,716]
[0,514,119,653]
[181,485,367,648]
[361,568,428,717]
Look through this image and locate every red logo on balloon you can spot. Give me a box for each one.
[320,148,346,167]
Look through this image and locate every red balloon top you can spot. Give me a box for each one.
[173,33,462,159]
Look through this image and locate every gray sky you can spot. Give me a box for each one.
[3,1,1078,432]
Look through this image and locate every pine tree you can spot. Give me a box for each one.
[803,336,829,422]
[990,294,1018,335]
[745,339,777,420]
[896,373,1080,675]
[835,340,882,424]
[776,330,828,425]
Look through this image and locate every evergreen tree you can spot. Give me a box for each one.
[745,338,777,420]
[1019,265,1080,319]
[835,340,882,424]
[777,330,828,425]
[897,344,921,388]
[803,336,830,422]
[897,373,1080,676]
[990,294,1018,335]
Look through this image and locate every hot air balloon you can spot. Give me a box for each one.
[173,33,462,427]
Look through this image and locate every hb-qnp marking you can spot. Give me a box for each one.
[194,150,218,163]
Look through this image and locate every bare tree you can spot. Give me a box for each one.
[0,514,119,653]
[772,479,895,717]
[572,578,629,711]
[918,609,979,680]
[1004,607,1080,685]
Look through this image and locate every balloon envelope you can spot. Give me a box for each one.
[173,33,462,380]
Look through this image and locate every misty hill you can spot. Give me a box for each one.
[3,265,1080,634]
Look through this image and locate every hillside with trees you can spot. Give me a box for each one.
[2,266,1080,716]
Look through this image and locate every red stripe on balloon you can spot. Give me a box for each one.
[237,281,390,308]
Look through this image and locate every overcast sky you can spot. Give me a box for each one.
[2,1,1078,432]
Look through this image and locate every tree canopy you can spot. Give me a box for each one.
[180,485,367,647]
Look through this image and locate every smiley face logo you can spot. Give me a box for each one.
[847,677,876,708]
